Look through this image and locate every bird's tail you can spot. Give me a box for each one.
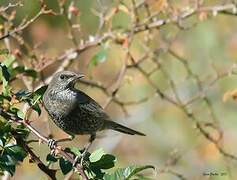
[104,120,145,136]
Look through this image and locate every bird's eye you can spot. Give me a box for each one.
[60,74,66,80]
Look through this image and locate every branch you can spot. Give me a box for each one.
[12,131,57,180]
[0,3,56,41]
[0,2,22,13]
[0,108,89,180]
[133,3,237,33]
[21,121,89,180]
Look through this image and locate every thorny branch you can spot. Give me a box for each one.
[13,132,57,180]
[0,2,22,13]
[23,120,89,179]
[0,3,55,41]
[0,107,89,180]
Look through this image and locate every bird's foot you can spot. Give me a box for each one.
[48,139,57,155]
[80,150,87,166]
[48,139,57,149]
[72,150,88,167]
[72,156,80,167]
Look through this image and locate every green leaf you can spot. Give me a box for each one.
[15,125,30,139]
[0,122,11,135]
[46,154,58,162]
[103,165,155,180]
[3,165,15,176]
[17,110,25,119]
[30,85,48,102]
[12,66,37,79]
[0,64,11,96]
[126,165,155,179]
[86,167,104,179]
[90,154,116,170]
[89,148,105,163]
[33,104,42,116]
[59,157,72,175]
[70,147,81,156]
[134,174,154,180]
[0,153,16,176]
[2,84,11,97]
[2,55,15,67]
[0,154,16,166]
[24,69,37,78]
[15,90,30,98]
[9,107,20,117]
[0,48,9,55]
[1,65,10,82]
[0,138,6,147]
[0,55,16,97]
[88,149,116,179]
[88,47,108,68]
[26,85,48,116]
[6,145,27,162]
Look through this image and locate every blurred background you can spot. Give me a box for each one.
[1,0,237,179]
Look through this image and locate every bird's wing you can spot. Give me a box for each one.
[75,89,110,120]
[75,90,103,107]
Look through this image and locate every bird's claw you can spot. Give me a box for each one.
[72,156,80,167]
[48,139,57,149]
[72,150,87,167]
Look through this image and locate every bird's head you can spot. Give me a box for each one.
[48,71,84,92]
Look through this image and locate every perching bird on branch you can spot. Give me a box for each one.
[43,71,145,163]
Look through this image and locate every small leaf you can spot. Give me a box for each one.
[32,103,42,116]
[2,84,11,97]
[0,48,9,55]
[0,152,17,176]
[5,165,16,176]
[0,137,6,147]
[3,55,15,67]
[89,148,105,163]
[88,48,108,68]
[90,154,116,170]
[0,164,15,176]
[6,145,27,162]
[0,154,16,166]
[23,69,37,79]
[70,147,81,156]
[103,165,155,180]
[17,110,25,119]
[9,107,19,116]
[0,64,11,96]
[12,66,37,79]
[134,174,153,180]
[126,165,155,179]
[46,154,58,162]
[30,85,48,101]
[86,167,104,179]
[1,65,10,82]
[15,125,30,139]
[26,85,48,116]
[59,157,72,175]
[0,122,11,134]
[15,90,30,98]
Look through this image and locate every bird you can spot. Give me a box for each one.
[42,71,145,161]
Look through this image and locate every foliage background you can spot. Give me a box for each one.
[1,0,237,179]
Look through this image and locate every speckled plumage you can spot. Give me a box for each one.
[43,71,145,138]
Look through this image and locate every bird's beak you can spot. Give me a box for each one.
[74,74,84,82]
[76,74,84,79]
[69,74,84,87]
[67,74,84,88]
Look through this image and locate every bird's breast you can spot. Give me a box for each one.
[44,89,77,118]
